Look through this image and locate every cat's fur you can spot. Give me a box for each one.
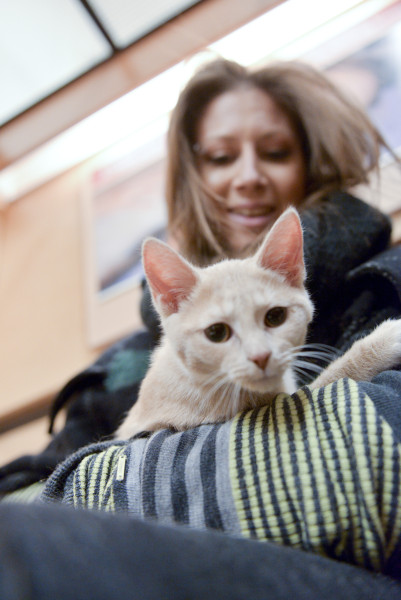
[115,208,401,439]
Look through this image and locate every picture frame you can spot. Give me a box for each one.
[302,0,401,155]
[81,135,167,347]
[301,0,401,230]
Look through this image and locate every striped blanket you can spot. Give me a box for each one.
[42,378,401,573]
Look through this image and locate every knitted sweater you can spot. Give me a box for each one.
[42,374,401,577]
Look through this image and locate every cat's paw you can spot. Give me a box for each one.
[364,318,401,369]
[310,319,401,389]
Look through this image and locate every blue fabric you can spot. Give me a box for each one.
[359,369,401,443]
[0,502,401,600]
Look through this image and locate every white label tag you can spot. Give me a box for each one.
[116,454,127,481]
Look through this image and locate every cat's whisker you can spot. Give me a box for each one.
[210,380,228,415]
[292,359,324,375]
[250,391,263,409]
[202,371,224,389]
[225,382,242,418]
[293,343,337,352]
[296,351,338,362]
[200,373,235,418]
[207,376,231,399]
[229,366,251,380]
[220,385,232,416]
[230,383,242,417]
[292,360,328,386]
[291,343,339,361]
[223,381,237,414]
[284,343,339,386]
[199,372,230,408]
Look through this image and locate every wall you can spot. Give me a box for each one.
[0,160,122,425]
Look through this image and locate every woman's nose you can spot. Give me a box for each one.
[234,148,267,190]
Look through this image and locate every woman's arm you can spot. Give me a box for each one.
[41,371,401,578]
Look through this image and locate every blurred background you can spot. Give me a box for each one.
[1,0,401,459]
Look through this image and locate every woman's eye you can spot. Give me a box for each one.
[260,149,290,161]
[206,154,234,166]
[264,307,287,327]
[204,323,232,343]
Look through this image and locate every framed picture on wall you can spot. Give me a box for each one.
[300,0,401,223]
[81,135,167,347]
[306,0,401,155]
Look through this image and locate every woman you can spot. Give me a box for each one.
[1,57,398,488]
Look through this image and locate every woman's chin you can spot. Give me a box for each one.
[225,213,276,251]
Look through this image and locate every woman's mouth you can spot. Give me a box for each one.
[227,205,276,228]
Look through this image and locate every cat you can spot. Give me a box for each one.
[115,207,401,439]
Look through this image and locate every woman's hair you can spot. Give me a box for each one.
[165,58,390,264]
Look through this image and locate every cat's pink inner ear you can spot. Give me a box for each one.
[143,239,198,316]
[256,208,305,288]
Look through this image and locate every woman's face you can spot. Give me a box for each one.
[195,86,307,252]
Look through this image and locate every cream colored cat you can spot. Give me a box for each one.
[115,208,401,439]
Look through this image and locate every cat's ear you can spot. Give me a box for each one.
[255,207,305,288]
[142,238,198,317]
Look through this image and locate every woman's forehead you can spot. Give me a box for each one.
[196,87,298,142]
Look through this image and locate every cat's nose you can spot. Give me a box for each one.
[251,352,271,370]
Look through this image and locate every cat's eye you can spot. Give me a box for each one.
[264,307,287,328]
[204,323,232,343]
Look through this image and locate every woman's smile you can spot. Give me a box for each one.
[226,203,276,229]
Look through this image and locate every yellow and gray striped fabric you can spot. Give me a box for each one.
[230,379,401,572]
[42,378,401,573]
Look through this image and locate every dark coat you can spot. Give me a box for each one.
[1,192,400,492]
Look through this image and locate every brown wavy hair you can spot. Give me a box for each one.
[165,58,391,265]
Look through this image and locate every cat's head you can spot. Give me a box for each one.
[142,208,313,394]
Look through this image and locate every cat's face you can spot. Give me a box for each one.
[164,259,313,393]
[143,207,313,394]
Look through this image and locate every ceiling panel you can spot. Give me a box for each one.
[0,0,201,127]
[86,0,202,48]
[0,0,111,125]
